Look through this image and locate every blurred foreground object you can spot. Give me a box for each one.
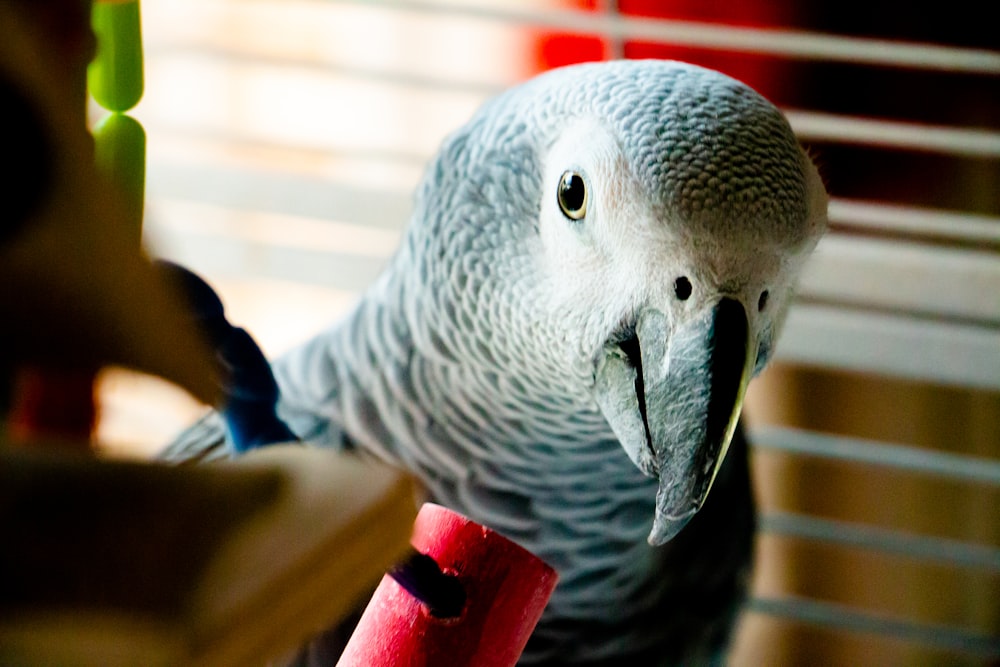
[0,6,419,665]
[0,444,418,666]
[0,0,216,440]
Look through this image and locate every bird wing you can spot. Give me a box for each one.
[158,409,230,464]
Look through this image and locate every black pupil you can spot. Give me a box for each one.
[559,173,586,213]
[674,277,692,301]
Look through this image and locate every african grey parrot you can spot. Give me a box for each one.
[163,59,827,665]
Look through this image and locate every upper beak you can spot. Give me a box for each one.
[595,297,753,546]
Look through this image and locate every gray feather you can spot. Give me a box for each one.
[159,410,229,464]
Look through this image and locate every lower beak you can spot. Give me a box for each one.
[595,297,753,546]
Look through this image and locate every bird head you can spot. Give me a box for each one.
[410,60,827,546]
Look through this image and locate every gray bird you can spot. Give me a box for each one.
[164,59,827,665]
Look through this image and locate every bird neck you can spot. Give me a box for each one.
[275,267,670,660]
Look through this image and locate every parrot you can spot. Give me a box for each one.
[162,59,828,665]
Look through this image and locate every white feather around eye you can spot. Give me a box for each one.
[537,118,656,312]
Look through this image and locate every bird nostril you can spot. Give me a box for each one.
[674,277,692,301]
[757,290,769,312]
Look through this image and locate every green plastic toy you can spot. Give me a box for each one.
[93,112,146,247]
[89,0,145,239]
[88,0,144,113]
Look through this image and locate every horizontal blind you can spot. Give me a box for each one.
[125,0,1000,663]
[136,0,1000,389]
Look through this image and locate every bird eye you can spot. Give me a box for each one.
[757,290,769,312]
[557,171,587,220]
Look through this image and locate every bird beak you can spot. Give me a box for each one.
[595,298,753,546]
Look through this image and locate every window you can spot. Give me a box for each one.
[96,2,1000,662]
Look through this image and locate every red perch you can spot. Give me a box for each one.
[338,503,558,666]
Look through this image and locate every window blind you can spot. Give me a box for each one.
[107,1,999,662]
